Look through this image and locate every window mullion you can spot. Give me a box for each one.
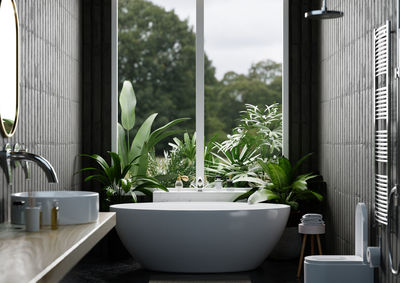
[195,0,204,185]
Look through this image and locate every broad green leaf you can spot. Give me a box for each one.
[278,157,292,180]
[119,81,137,131]
[310,191,323,201]
[108,152,122,181]
[149,129,184,149]
[134,187,153,197]
[118,123,129,167]
[292,178,307,191]
[248,189,280,204]
[265,162,290,187]
[232,176,266,187]
[129,113,158,175]
[81,154,112,182]
[130,191,138,203]
[147,118,190,148]
[233,188,258,202]
[149,118,190,143]
[136,143,150,177]
[84,174,108,185]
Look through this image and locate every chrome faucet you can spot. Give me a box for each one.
[0,143,58,183]
[196,177,204,192]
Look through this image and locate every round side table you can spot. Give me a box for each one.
[296,223,325,278]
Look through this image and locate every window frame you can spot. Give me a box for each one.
[111,0,290,175]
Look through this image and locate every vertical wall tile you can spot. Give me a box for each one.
[0,1,82,221]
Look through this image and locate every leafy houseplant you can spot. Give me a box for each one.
[206,103,282,184]
[234,153,323,260]
[235,153,322,212]
[118,81,189,180]
[81,151,167,209]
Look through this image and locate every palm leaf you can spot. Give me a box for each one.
[265,162,289,187]
[248,189,280,204]
[234,188,258,202]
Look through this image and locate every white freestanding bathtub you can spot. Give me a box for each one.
[110,202,290,273]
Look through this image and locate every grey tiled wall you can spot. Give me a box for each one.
[0,1,82,222]
[309,0,398,282]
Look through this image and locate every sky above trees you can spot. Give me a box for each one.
[149,0,283,79]
[118,0,282,153]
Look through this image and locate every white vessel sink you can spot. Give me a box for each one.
[11,191,99,225]
[153,188,251,202]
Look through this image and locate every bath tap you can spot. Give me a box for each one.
[196,177,204,192]
[0,143,58,183]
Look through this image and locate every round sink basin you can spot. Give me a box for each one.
[11,191,99,225]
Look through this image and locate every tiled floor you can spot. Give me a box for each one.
[62,256,302,283]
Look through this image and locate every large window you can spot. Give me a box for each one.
[115,0,285,187]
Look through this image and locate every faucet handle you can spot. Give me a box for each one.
[13,143,30,179]
[1,143,13,184]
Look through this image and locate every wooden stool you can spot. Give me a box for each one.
[296,223,325,278]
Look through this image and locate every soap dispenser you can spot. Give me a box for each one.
[175,175,183,190]
[51,200,60,230]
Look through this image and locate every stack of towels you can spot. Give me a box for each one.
[301,213,324,225]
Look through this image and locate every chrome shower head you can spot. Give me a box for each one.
[305,0,343,20]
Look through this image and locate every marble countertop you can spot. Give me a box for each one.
[0,212,116,283]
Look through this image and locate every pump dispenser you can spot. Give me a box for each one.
[51,200,59,230]
[175,175,183,190]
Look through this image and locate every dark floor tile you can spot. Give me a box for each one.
[62,256,302,283]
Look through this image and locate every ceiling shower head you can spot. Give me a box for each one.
[305,0,343,20]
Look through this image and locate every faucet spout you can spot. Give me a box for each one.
[10,152,58,183]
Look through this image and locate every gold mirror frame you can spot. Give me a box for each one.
[0,0,19,138]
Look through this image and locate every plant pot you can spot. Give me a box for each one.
[268,226,301,260]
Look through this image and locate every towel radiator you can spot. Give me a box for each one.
[374,21,391,225]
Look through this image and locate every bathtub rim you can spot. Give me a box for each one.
[110,202,290,212]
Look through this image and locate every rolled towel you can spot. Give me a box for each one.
[301,213,324,225]
[302,219,325,225]
[302,213,322,219]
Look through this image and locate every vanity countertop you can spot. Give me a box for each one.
[0,212,116,283]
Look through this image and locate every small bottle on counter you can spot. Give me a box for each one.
[214,176,223,189]
[175,175,183,190]
[51,200,59,230]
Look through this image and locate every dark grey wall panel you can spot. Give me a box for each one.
[0,1,82,222]
[288,0,320,172]
[81,0,113,195]
[304,0,398,282]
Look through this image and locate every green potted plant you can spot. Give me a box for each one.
[234,153,323,259]
[81,151,167,210]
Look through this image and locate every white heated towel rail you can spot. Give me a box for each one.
[374,21,391,225]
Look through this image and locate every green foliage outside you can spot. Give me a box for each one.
[118,0,282,151]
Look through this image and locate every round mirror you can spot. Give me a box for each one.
[0,0,19,137]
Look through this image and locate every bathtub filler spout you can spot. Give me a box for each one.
[0,143,58,184]
[196,177,204,192]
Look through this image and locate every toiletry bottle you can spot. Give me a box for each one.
[51,200,59,230]
[37,202,42,229]
[175,175,183,190]
[215,176,223,189]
